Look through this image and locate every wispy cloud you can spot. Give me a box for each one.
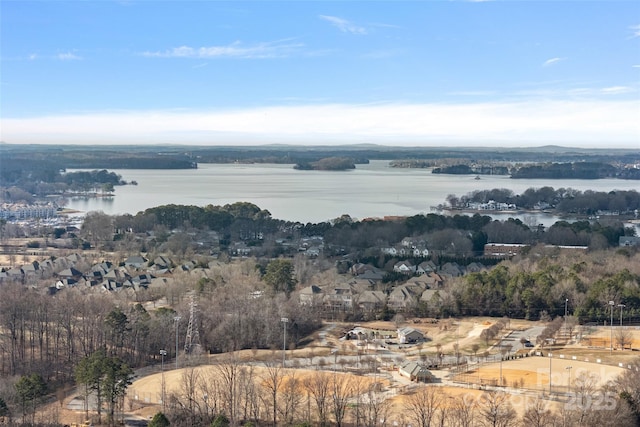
[600,86,634,95]
[543,57,565,67]
[630,24,640,38]
[57,52,82,60]
[25,52,81,61]
[319,15,367,35]
[3,100,637,148]
[143,40,303,59]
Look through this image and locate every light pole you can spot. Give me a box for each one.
[160,349,167,409]
[566,366,572,394]
[548,352,552,394]
[174,315,181,369]
[281,317,289,367]
[565,298,569,318]
[609,301,614,354]
[499,339,502,387]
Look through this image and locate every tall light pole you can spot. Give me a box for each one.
[566,366,572,394]
[174,315,181,370]
[609,301,614,354]
[499,339,503,387]
[160,349,167,409]
[565,298,569,318]
[548,352,552,394]
[281,317,289,367]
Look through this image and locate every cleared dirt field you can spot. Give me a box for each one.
[455,357,625,393]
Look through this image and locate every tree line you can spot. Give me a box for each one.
[449,187,640,215]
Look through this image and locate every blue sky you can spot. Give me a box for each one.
[1,1,639,147]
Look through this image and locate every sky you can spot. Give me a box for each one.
[1,0,639,148]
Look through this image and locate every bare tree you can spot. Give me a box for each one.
[572,371,599,408]
[615,360,640,422]
[211,353,242,425]
[81,211,114,249]
[448,393,476,427]
[477,391,517,427]
[615,328,632,350]
[471,343,480,361]
[362,384,393,427]
[403,385,442,427]
[178,367,202,416]
[279,371,302,426]
[304,371,331,426]
[521,398,557,427]
[330,373,353,427]
[261,360,284,427]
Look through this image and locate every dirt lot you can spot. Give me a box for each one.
[456,357,625,391]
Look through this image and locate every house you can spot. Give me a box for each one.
[356,290,387,312]
[21,261,40,276]
[397,327,425,344]
[420,289,449,306]
[381,247,398,256]
[416,261,437,275]
[104,268,130,282]
[304,246,322,257]
[401,237,417,247]
[393,261,416,275]
[398,361,435,382]
[57,267,83,279]
[124,255,148,269]
[421,272,444,288]
[619,236,640,247]
[358,268,385,283]
[439,262,465,278]
[231,242,252,256]
[466,262,485,273]
[153,256,172,269]
[323,284,355,310]
[388,283,426,311]
[299,285,324,307]
[412,247,430,258]
[484,243,528,257]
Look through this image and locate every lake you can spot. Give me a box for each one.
[66,160,640,225]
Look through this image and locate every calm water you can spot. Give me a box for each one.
[66,160,640,224]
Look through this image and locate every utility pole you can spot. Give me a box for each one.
[281,317,289,367]
[609,301,614,354]
[160,349,167,409]
[174,315,181,369]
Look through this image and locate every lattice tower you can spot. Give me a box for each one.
[184,295,201,354]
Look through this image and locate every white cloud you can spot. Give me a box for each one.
[630,24,640,38]
[143,40,303,59]
[319,15,367,35]
[2,100,638,148]
[57,52,81,60]
[543,57,565,67]
[600,86,634,95]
